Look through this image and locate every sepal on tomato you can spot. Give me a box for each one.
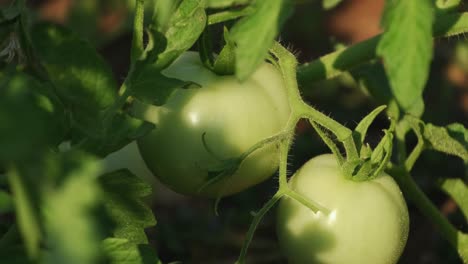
[340,106,395,181]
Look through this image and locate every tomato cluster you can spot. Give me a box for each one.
[131,53,409,264]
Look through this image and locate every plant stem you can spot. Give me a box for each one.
[298,12,468,84]
[278,129,294,189]
[207,6,255,25]
[310,121,344,165]
[236,192,283,264]
[405,129,424,171]
[102,76,132,130]
[284,189,330,214]
[102,0,145,132]
[395,119,409,164]
[388,166,462,256]
[131,0,145,63]
[270,43,356,157]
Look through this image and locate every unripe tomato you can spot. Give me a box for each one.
[277,154,409,264]
[137,52,290,197]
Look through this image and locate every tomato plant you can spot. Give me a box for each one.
[276,154,409,264]
[1,1,467,264]
[137,52,290,197]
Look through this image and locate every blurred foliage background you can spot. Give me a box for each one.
[1,0,467,263]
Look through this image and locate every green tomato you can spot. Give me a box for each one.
[277,154,409,264]
[137,52,290,197]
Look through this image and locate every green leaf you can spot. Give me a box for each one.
[231,0,292,80]
[435,0,462,13]
[323,0,343,10]
[446,123,468,148]
[100,170,156,244]
[132,0,206,107]
[81,114,155,157]
[205,0,251,8]
[103,238,161,264]
[43,151,108,264]
[30,22,118,138]
[0,72,62,162]
[351,62,402,119]
[369,128,393,178]
[0,190,13,213]
[424,123,468,162]
[439,178,468,219]
[377,0,434,112]
[152,0,180,32]
[148,0,207,70]
[353,105,386,153]
[131,65,188,106]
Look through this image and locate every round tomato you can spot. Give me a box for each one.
[137,52,290,197]
[276,154,409,264]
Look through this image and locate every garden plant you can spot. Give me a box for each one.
[0,0,467,263]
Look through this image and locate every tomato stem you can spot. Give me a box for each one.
[404,118,425,171]
[389,166,467,262]
[101,0,147,136]
[207,6,255,26]
[131,0,145,64]
[309,121,345,164]
[270,42,358,161]
[284,189,330,214]
[297,12,468,84]
[236,192,284,264]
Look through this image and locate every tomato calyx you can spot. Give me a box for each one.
[321,105,396,182]
[198,27,236,76]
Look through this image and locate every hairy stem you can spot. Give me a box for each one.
[271,43,356,157]
[310,121,344,164]
[405,130,424,171]
[236,192,283,264]
[284,189,330,214]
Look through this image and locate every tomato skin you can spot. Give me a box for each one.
[137,52,290,197]
[276,154,409,264]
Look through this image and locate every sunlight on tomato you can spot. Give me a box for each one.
[137,52,291,197]
[277,154,409,264]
